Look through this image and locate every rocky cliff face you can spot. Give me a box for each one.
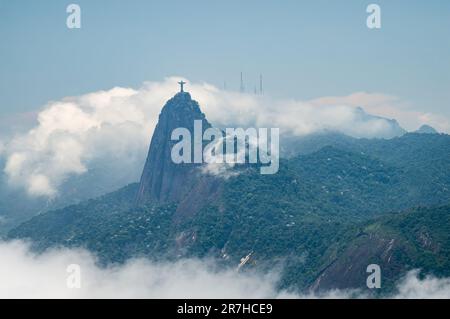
[136,92,221,214]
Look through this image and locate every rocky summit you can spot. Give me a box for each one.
[136,91,221,219]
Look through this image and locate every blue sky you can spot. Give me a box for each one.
[1,0,449,118]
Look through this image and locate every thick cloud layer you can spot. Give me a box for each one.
[0,240,449,299]
[0,240,294,299]
[393,270,450,299]
[1,77,447,197]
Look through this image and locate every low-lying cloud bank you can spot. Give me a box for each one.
[1,77,448,197]
[0,240,294,299]
[0,240,449,299]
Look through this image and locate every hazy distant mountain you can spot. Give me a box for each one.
[0,155,144,236]
[280,107,406,158]
[414,124,438,134]
[352,106,407,138]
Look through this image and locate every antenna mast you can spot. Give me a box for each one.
[259,74,263,95]
[240,72,245,93]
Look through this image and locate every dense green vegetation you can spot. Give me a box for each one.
[8,133,450,293]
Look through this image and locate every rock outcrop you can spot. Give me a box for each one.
[136,91,221,217]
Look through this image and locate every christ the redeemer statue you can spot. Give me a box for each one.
[178,80,186,92]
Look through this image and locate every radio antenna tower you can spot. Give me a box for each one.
[240,72,245,93]
[259,74,263,95]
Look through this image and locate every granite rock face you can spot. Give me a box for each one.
[136,92,219,210]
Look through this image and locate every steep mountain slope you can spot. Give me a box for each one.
[136,91,222,221]
[312,205,450,292]
[137,92,211,204]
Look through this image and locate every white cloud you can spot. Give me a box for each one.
[197,91,405,138]
[1,77,448,197]
[201,134,254,179]
[0,240,448,299]
[391,270,450,299]
[0,240,295,299]
[28,174,55,197]
[2,86,153,197]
